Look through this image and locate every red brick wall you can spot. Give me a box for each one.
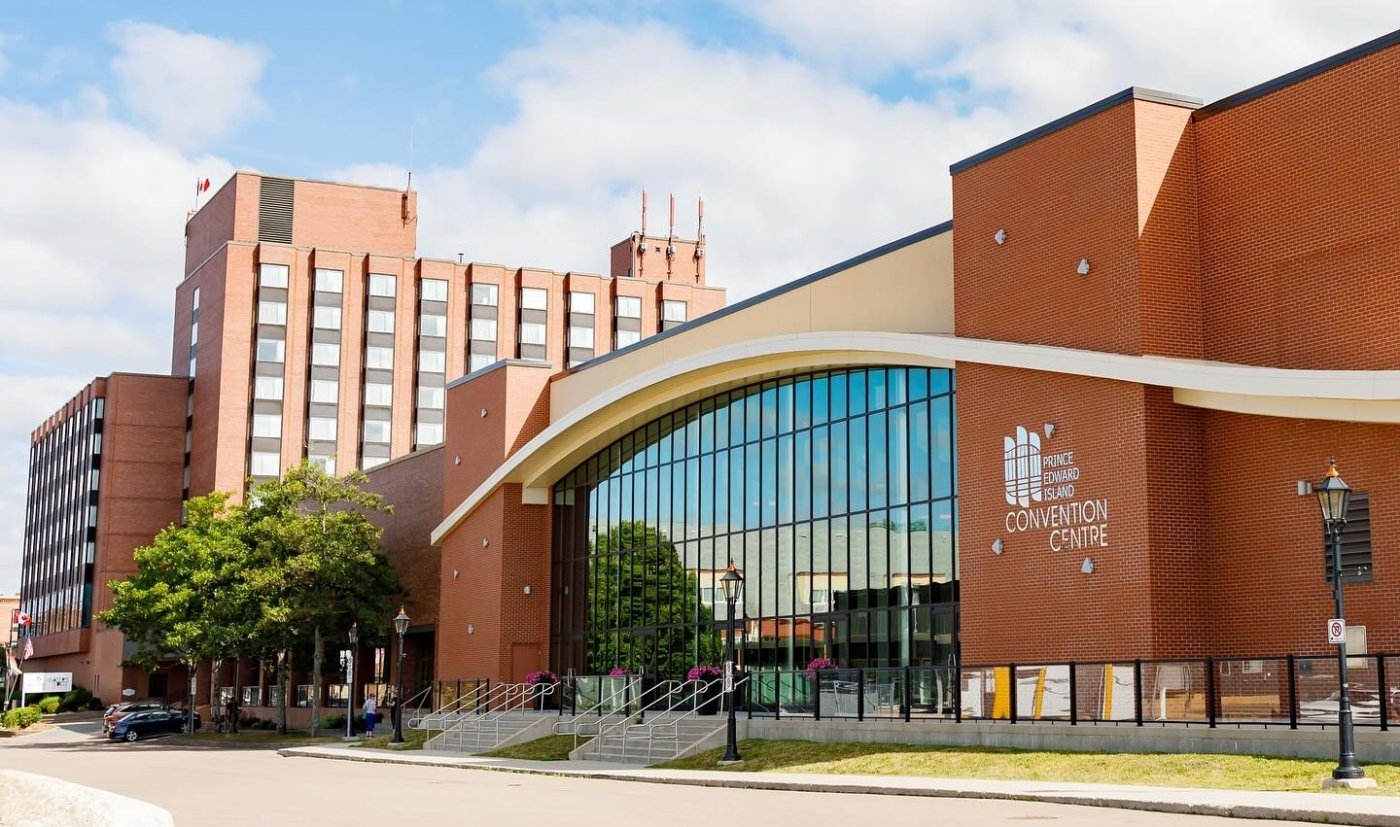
[1195,46,1400,370]
[362,447,444,629]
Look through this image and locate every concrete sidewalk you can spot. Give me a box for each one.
[279,744,1400,826]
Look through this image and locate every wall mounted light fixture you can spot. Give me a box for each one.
[1081,557,1095,574]
[467,623,475,635]
[994,229,1007,245]
[1044,423,1056,439]
[991,538,1004,555]
[1077,258,1091,275]
[481,538,490,548]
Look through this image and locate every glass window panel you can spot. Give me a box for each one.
[520,321,546,345]
[714,399,730,451]
[249,451,280,476]
[251,413,282,438]
[307,416,337,441]
[312,342,340,366]
[315,269,343,293]
[420,278,447,302]
[364,382,393,406]
[254,376,284,400]
[418,386,444,409]
[615,296,641,318]
[910,401,930,503]
[909,368,929,400]
[369,274,397,297]
[849,417,868,512]
[418,349,444,372]
[257,339,285,363]
[812,425,829,519]
[363,420,391,444]
[713,450,729,531]
[569,292,595,313]
[830,372,847,420]
[662,300,687,322]
[743,444,760,530]
[471,283,498,306]
[367,310,395,333]
[932,396,953,499]
[760,438,776,527]
[615,329,641,349]
[869,410,888,510]
[849,371,867,416]
[569,326,593,348]
[831,421,848,514]
[889,368,908,406]
[313,305,342,330]
[258,300,287,325]
[794,430,810,522]
[366,346,394,370]
[260,263,289,288]
[868,368,887,411]
[416,422,443,445]
[420,314,447,337]
[520,287,548,310]
[310,379,339,404]
[469,353,495,372]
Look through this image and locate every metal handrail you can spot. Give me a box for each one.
[619,676,748,762]
[567,679,682,752]
[553,676,639,742]
[434,682,553,751]
[582,678,731,762]
[409,681,492,730]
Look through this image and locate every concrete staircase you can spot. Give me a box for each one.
[424,711,556,754]
[571,712,726,765]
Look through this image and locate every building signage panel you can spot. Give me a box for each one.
[21,672,72,693]
[1002,424,1110,553]
[1328,618,1346,644]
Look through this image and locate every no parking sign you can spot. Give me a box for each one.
[1327,618,1346,645]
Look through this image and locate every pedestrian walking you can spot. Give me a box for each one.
[363,692,378,736]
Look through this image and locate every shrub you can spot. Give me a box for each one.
[3,706,42,729]
[687,665,723,682]
[316,713,366,730]
[58,685,95,713]
[84,697,106,712]
[804,657,838,679]
[37,696,60,714]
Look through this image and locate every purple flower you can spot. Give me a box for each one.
[525,670,559,685]
[687,665,723,681]
[804,657,838,679]
[608,667,632,677]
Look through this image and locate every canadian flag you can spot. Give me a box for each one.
[196,177,210,195]
[12,609,30,627]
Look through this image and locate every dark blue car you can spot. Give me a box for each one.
[109,709,200,742]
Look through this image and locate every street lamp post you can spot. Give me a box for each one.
[391,607,410,744]
[346,622,359,739]
[1315,459,1371,787]
[719,561,744,764]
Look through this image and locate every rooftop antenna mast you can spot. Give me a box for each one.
[638,190,648,278]
[407,126,415,192]
[666,193,676,275]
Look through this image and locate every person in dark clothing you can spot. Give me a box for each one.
[224,696,239,734]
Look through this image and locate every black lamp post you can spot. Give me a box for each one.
[719,561,744,764]
[391,606,409,744]
[1316,459,1366,784]
[346,621,359,739]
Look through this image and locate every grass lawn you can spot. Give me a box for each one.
[354,728,430,750]
[481,734,585,761]
[168,730,339,748]
[660,740,1400,794]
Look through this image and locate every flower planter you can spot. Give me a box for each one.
[696,683,722,716]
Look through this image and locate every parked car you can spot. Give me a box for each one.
[109,709,201,742]
[103,701,165,733]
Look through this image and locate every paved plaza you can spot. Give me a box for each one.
[0,720,1335,827]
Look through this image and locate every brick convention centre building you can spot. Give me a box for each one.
[18,30,1400,726]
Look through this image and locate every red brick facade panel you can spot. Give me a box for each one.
[362,447,444,628]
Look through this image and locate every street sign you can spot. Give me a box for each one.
[21,672,72,693]
[1328,618,1346,645]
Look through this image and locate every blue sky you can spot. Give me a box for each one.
[0,2,1396,592]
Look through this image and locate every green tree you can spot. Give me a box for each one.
[587,521,721,677]
[100,492,256,734]
[243,462,401,735]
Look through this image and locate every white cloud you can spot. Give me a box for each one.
[108,22,266,149]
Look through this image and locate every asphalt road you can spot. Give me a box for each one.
[0,721,1319,826]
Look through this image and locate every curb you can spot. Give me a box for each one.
[277,747,1400,826]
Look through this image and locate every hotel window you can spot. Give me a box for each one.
[362,457,387,470]
[368,274,397,298]
[366,346,394,370]
[616,296,641,319]
[364,383,393,406]
[260,264,289,288]
[518,287,548,360]
[251,413,282,438]
[569,326,594,348]
[569,292,595,314]
[662,299,687,328]
[521,287,548,311]
[416,422,444,445]
[418,350,446,372]
[469,353,495,373]
[254,376,284,400]
[257,339,285,363]
[307,417,338,441]
[615,329,642,349]
[313,306,342,330]
[310,454,336,475]
[367,310,395,334]
[471,284,498,306]
[315,269,343,293]
[192,286,201,310]
[417,386,444,409]
[259,300,288,325]
[421,279,448,302]
[249,451,280,477]
[311,343,340,367]
[309,379,339,404]
[363,420,391,444]
[420,314,447,337]
[471,319,497,342]
[520,322,547,346]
